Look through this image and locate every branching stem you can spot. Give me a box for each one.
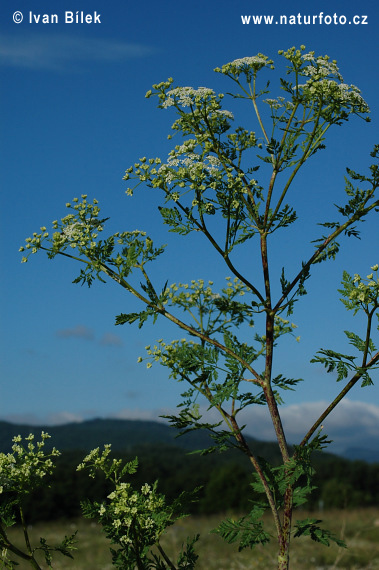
[300,348,379,447]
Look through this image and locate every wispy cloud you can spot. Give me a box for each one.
[281,399,379,442]
[1,410,97,426]
[2,400,378,456]
[0,33,154,71]
[55,325,123,346]
[222,399,379,454]
[108,408,171,421]
[100,332,123,347]
[45,411,85,425]
[56,324,95,340]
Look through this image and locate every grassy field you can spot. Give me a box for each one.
[3,508,379,569]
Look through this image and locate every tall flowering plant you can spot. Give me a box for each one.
[20,47,379,569]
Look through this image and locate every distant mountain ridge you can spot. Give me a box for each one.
[0,418,377,463]
[0,418,200,453]
[0,418,236,455]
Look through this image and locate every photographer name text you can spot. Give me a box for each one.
[13,11,101,24]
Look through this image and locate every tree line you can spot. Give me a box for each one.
[18,443,379,524]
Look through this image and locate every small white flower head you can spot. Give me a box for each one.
[214,109,234,120]
[216,54,274,78]
[141,483,151,495]
[161,86,215,109]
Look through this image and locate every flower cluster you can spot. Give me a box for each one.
[78,446,188,566]
[161,277,252,317]
[278,47,370,116]
[273,315,299,342]
[215,54,274,79]
[161,86,216,109]
[19,228,49,263]
[138,338,197,371]
[76,444,122,478]
[122,46,370,240]
[148,78,234,146]
[0,432,60,495]
[105,481,166,545]
[167,151,222,176]
[341,264,379,309]
[300,51,342,80]
[123,157,161,192]
[264,96,295,111]
[20,196,102,262]
[298,78,368,113]
[123,143,252,228]
[21,196,165,288]
[138,278,258,376]
[160,149,225,192]
[50,197,103,251]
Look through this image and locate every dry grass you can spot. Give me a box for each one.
[3,508,379,569]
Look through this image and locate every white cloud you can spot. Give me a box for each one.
[226,399,379,454]
[45,411,85,425]
[282,399,379,441]
[1,400,377,455]
[108,408,171,422]
[0,34,154,71]
[1,410,95,426]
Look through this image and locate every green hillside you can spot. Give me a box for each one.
[1,418,378,523]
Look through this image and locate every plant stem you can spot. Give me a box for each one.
[131,524,145,570]
[278,486,294,570]
[273,197,379,313]
[20,507,42,570]
[263,383,290,463]
[20,506,33,556]
[229,415,284,543]
[156,543,177,570]
[260,232,290,463]
[300,350,379,447]
[0,517,42,569]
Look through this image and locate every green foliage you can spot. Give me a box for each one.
[19,45,379,569]
[0,433,77,569]
[1,433,379,568]
[37,533,78,567]
[2,430,376,525]
[311,266,379,387]
[293,518,346,548]
[77,445,199,569]
[212,507,271,551]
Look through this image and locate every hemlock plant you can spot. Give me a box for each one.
[0,433,77,569]
[17,46,379,569]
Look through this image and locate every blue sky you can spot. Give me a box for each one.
[1,0,378,455]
